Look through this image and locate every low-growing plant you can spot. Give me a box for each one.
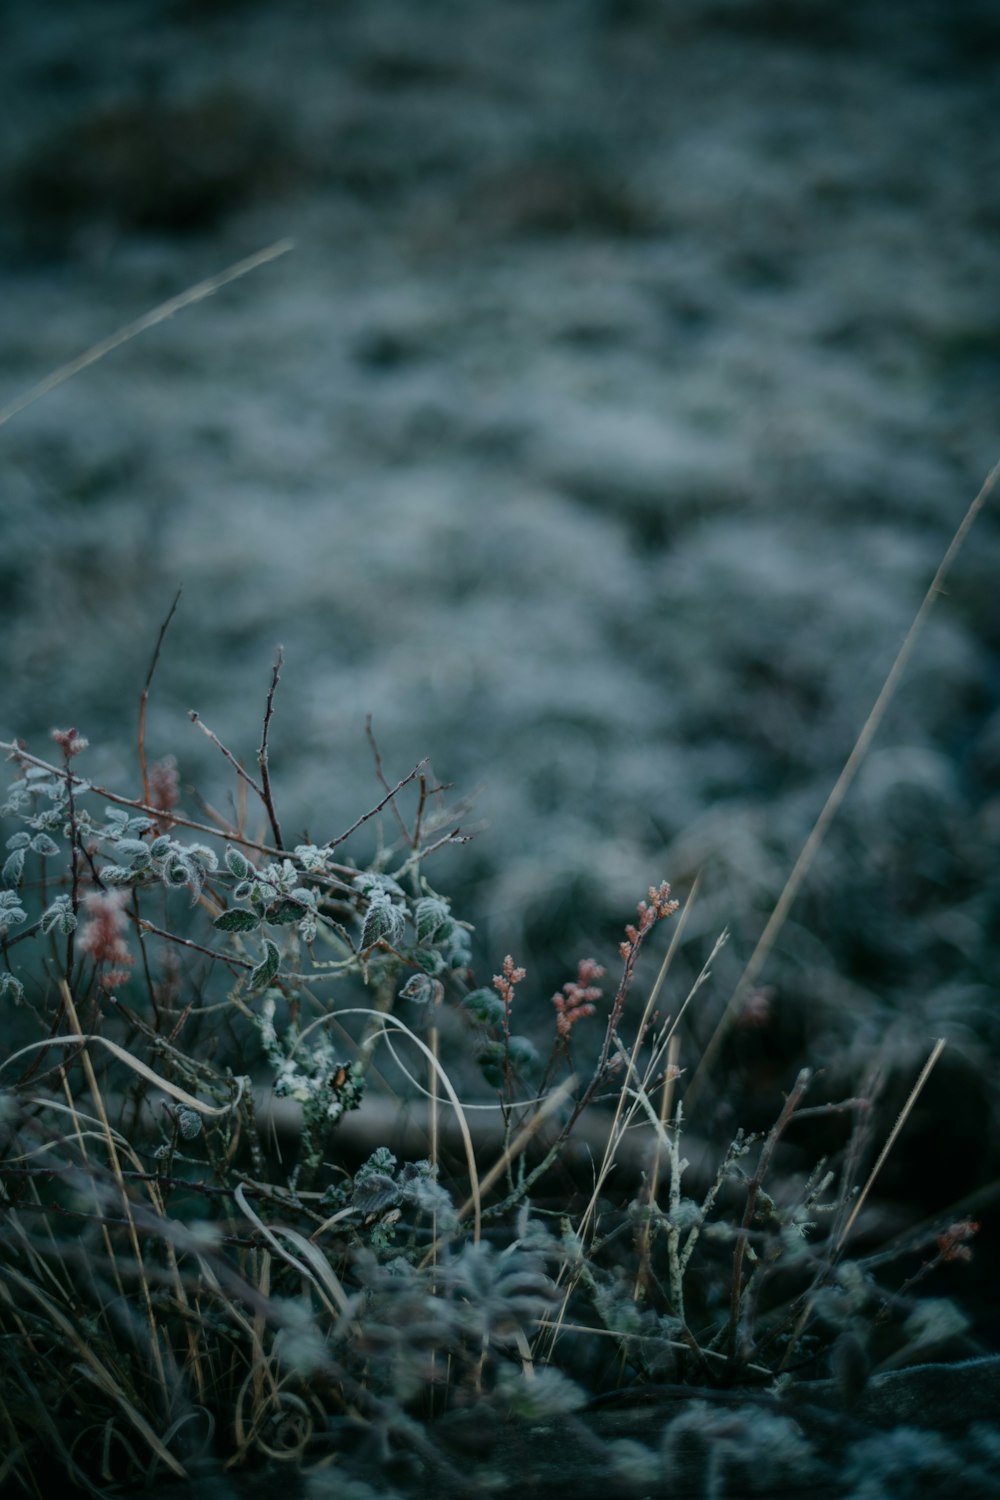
[0,624,989,1497]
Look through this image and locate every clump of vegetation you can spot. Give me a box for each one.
[0,618,991,1498]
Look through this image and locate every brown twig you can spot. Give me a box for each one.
[189,711,263,797]
[139,588,182,808]
[727,1067,812,1362]
[258,648,285,850]
[325,758,429,851]
[366,715,412,844]
[136,918,255,971]
[0,742,349,877]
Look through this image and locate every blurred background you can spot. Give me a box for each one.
[0,0,998,1165]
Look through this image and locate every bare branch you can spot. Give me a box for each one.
[258,647,285,849]
[325,758,429,851]
[138,587,182,808]
[189,710,263,797]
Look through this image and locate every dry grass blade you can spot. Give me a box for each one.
[688,456,1000,1109]
[1,1029,245,1117]
[0,1267,187,1480]
[232,1183,347,1318]
[295,1006,483,1242]
[59,983,171,1401]
[836,1037,947,1253]
[0,240,295,428]
[453,1073,578,1226]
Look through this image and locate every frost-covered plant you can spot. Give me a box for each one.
[0,651,987,1496]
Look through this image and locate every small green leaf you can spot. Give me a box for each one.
[477,1042,504,1089]
[265,900,303,926]
[213,908,261,933]
[463,987,506,1026]
[249,938,280,991]
[114,838,151,868]
[414,896,449,943]
[360,891,405,950]
[508,1035,539,1074]
[353,871,405,900]
[186,845,218,872]
[409,947,446,976]
[225,846,252,879]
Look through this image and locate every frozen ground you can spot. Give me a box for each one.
[0,0,998,1073]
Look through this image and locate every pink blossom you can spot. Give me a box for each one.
[77,890,135,991]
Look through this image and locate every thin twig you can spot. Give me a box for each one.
[325,759,429,850]
[135,919,255,971]
[0,742,352,878]
[189,712,263,796]
[727,1068,811,1361]
[366,715,412,844]
[139,588,182,808]
[0,240,295,428]
[62,756,80,986]
[257,648,284,850]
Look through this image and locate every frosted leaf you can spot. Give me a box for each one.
[508,1035,539,1073]
[294,844,328,872]
[402,1174,456,1231]
[29,833,60,857]
[2,848,25,888]
[352,1171,399,1213]
[399,972,437,1003]
[353,871,406,900]
[225,846,252,879]
[249,937,280,991]
[176,1108,203,1140]
[462,987,506,1025]
[186,844,219,872]
[0,973,25,1004]
[213,908,261,933]
[355,1146,397,1181]
[5,833,31,851]
[0,892,27,929]
[360,888,406,949]
[266,899,303,926]
[40,896,76,936]
[114,838,152,869]
[410,947,446,976]
[414,896,449,942]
